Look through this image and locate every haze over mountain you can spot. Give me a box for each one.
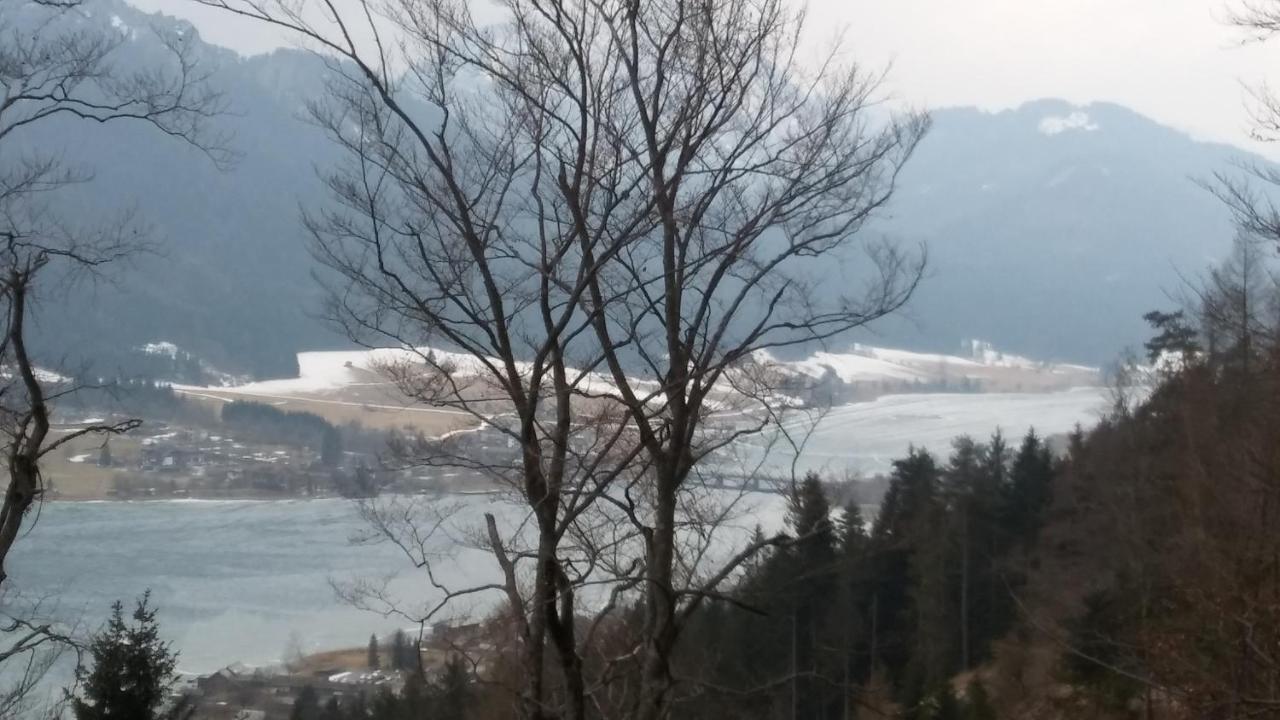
[23,0,1252,379]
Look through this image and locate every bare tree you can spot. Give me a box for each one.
[194,0,925,717]
[1211,2,1280,254]
[0,0,227,588]
[0,0,225,705]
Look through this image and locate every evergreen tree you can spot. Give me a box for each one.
[434,656,472,720]
[74,592,186,720]
[291,686,321,720]
[963,681,997,720]
[933,686,964,720]
[344,691,369,720]
[1142,309,1201,364]
[836,502,874,696]
[1004,429,1054,546]
[320,426,343,468]
[320,696,344,720]
[871,447,943,691]
[389,630,408,671]
[367,634,381,670]
[786,472,838,719]
[945,436,984,673]
[400,670,431,717]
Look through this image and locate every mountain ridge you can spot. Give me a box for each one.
[13,0,1264,377]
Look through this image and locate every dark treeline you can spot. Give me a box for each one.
[676,429,1055,719]
[979,238,1280,717]
[221,400,344,467]
[64,380,219,427]
[289,658,472,720]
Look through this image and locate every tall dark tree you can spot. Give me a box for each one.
[1003,430,1054,547]
[1141,310,1201,364]
[869,448,942,696]
[73,593,187,720]
[291,686,321,720]
[193,0,926,716]
[367,634,380,671]
[320,426,343,468]
[0,0,224,592]
[787,472,839,719]
[389,629,409,671]
[320,697,343,720]
[434,656,472,720]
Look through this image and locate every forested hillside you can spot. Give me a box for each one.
[648,259,1280,718]
[15,0,1260,379]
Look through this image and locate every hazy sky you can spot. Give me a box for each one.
[128,0,1280,157]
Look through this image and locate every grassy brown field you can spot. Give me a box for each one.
[175,387,477,435]
[43,430,144,500]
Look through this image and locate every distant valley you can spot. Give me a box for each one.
[12,0,1257,382]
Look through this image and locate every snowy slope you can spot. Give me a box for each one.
[758,342,1097,385]
[739,387,1109,478]
[211,342,1100,397]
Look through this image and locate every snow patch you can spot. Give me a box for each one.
[33,368,70,384]
[1038,111,1099,135]
[141,341,181,358]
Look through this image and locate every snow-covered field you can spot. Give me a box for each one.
[177,345,1109,477]
[741,387,1111,477]
[759,342,1093,385]
[199,342,1099,398]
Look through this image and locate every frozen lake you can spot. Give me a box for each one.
[755,387,1110,477]
[7,493,789,677]
[7,388,1109,679]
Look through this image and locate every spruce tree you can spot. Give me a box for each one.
[319,696,344,720]
[290,686,321,720]
[367,634,381,670]
[74,592,185,720]
[320,426,343,468]
[871,447,942,685]
[434,656,472,720]
[963,681,997,720]
[1004,429,1054,546]
[390,630,408,671]
[786,472,838,720]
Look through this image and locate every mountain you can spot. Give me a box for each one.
[10,1,1260,378]
[13,0,341,379]
[859,99,1246,363]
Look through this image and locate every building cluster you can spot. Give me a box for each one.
[185,621,497,720]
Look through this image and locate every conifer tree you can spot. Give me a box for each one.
[873,447,943,688]
[786,472,839,719]
[367,634,381,670]
[74,592,186,720]
[963,681,997,720]
[1004,429,1055,546]
[320,426,343,468]
[320,696,343,720]
[435,656,472,720]
[290,686,321,720]
[389,630,408,671]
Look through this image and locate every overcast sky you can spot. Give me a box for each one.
[129,0,1280,157]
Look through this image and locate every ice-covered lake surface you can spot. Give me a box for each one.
[9,494,791,677]
[9,498,466,674]
[748,387,1111,477]
[9,388,1110,677]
